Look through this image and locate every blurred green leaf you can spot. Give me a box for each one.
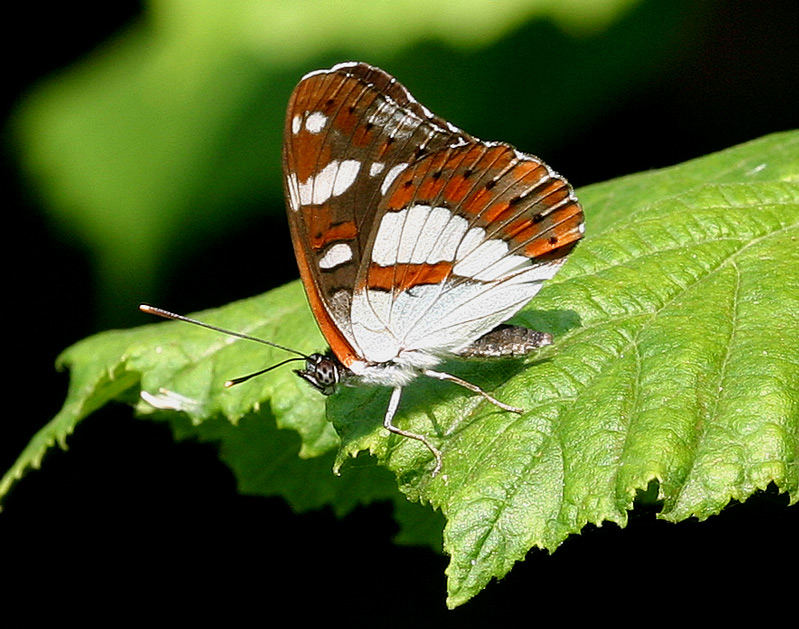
[13,0,667,315]
[3,131,797,607]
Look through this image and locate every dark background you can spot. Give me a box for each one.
[2,1,797,623]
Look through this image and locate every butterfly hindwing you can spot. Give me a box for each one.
[350,143,583,363]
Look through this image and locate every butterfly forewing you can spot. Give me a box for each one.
[282,62,470,365]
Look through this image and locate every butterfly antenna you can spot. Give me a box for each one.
[224,357,305,388]
[139,304,309,358]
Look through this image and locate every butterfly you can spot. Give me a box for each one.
[282,62,583,474]
[143,62,584,476]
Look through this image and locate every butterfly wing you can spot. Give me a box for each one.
[282,62,469,366]
[350,142,584,364]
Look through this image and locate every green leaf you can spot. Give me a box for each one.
[3,131,798,607]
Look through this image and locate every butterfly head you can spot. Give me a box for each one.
[294,353,342,396]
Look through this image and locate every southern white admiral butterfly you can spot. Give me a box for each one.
[143,62,584,476]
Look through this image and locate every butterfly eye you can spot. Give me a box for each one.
[293,354,340,395]
[316,357,339,384]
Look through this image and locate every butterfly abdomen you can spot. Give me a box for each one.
[454,324,553,358]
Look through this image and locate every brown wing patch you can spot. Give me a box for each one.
[362,261,453,292]
[309,220,358,250]
[522,209,583,257]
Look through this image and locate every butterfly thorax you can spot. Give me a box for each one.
[347,353,436,387]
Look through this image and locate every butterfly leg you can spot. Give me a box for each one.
[383,386,443,476]
[422,369,524,414]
